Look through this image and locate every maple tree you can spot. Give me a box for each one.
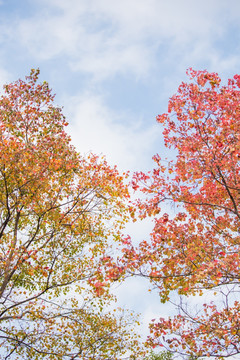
[124,69,240,359]
[0,70,143,359]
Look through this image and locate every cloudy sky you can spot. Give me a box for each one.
[1,0,240,343]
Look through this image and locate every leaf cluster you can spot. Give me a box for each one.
[124,69,240,359]
[0,70,142,359]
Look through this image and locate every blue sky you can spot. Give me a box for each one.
[1,0,240,346]
[1,0,240,172]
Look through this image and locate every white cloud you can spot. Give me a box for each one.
[7,0,240,82]
[0,67,11,89]
[64,92,160,171]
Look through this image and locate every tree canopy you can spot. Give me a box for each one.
[1,67,239,359]
[0,70,143,359]
[123,69,240,359]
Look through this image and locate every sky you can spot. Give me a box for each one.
[0,0,240,352]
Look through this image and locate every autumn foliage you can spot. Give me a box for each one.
[2,67,240,359]
[0,70,142,359]
[126,69,240,358]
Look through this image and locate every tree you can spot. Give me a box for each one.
[144,350,173,360]
[0,70,143,359]
[123,69,240,358]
